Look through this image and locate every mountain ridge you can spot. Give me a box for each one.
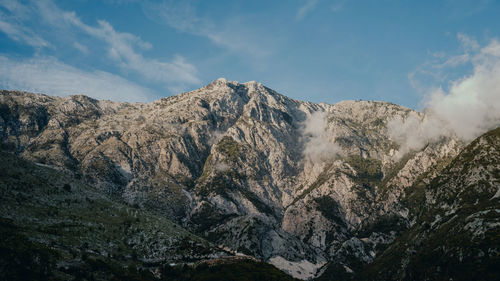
[1,80,497,280]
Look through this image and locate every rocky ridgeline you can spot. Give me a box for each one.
[1,78,493,280]
[351,128,500,281]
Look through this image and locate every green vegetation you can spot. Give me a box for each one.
[0,151,295,280]
[290,163,335,206]
[280,110,293,124]
[0,151,216,280]
[160,258,298,281]
[62,183,71,192]
[0,218,59,281]
[239,188,274,215]
[188,202,237,233]
[357,213,408,238]
[355,203,500,281]
[343,155,383,199]
[216,136,241,161]
[197,169,272,217]
[198,154,214,184]
[345,155,383,185]
[196,172,242,198]
[314,196,345,226]
[353,127,500,281]
[197,137,244,198]
[378,151,415,192]
[315,262,354,281]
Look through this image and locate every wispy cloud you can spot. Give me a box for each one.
[457,32,479,51]
[33,0,200,91]
[0,0,201,96]
[438,53,470,68]
[408,33,476,94]
[0,56,155,102]
[296,0,345,20]
[73,42,88,54]
[141,0,271,59]
[0,0,31,18]
[296,0,319,20]
[331,0,346,13]
[0,18,50,47]
[0,4,50,48]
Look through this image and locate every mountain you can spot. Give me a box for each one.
[0,79,498,280]
[0,150,296,281]
[353,127,500,281]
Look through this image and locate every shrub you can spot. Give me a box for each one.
[63,183,71,192]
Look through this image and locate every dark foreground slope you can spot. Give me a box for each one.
[349,128,500,281]
[0,151,296,281]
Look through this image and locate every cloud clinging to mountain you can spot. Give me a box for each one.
[390,37,500,156]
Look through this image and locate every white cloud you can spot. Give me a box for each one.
[73,42,88,54]
[392,37,500,156]
[0,0,201,95]
[0,0,31,18]
[482,39,500,56]
[0,5,50,48]
[457,33,479,51]
[32,0,201,90]
[0,18,49,47]
[424,41,500,140]
[438,53,470,68]
[0,56,155,102]
[302,111,342,163]
[387,113,451,158]
[296,0,318,20]
[142,0,271,59]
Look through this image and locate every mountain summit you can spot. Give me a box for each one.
[0,81,498,280]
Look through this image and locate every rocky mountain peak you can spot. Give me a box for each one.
[216,77,228,83]
[1,84,496,280]
[201,77,238,93]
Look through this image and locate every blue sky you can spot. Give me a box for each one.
[0,0,499,108]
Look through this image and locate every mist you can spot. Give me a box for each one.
[302,111,342,163]
[389,38,500,156]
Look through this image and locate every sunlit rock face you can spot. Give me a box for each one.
[3,78,495,280]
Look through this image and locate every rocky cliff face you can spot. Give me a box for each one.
[353,127,500,281]
[0,79,482,279]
